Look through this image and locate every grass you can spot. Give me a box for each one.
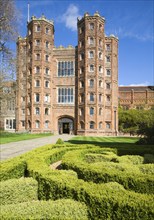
[67,136,154,156]
[0,132,53,144]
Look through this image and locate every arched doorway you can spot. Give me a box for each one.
[58,117,74,134]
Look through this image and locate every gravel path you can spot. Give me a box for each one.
[0,134,74,161]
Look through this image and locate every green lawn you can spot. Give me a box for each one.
[0,132,53,144]
[67,136,154,156]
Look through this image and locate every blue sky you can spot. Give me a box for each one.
[15,0,154,86]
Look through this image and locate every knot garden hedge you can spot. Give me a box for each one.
[0,142,154,219]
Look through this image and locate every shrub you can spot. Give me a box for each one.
[56,138,64,144]
[1,143,154,219]
[0,158,26,181]
[144,154,154,163]
[0,178,38,205]
[1,199,88,220]
[62,149,154,194]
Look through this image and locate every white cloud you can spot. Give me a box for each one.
[120,81,150,86]
[59,4,81,31]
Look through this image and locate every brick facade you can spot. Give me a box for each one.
[119,86,154,110]
[14,13,153,135]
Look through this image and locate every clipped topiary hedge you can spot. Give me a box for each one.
[0,178,38,205]
[1,199,88,220]
[0,157,26,181]
[0,143,154,219]
[62,149,154,194]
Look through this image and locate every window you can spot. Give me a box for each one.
[99,108,102,115]
[99,80,102,87]
[45,80,49,88]
[21,120,25,127]
[89,64,94,72]
[45,120,49,129]
[80,66,84,74]
[21,97,25,102]
[45,55,49,62]
[89,37,94,45]
[99,94,102,102]
[106,69,111,76]
[106,56,110,62]
[106,83,111,89]
[90,121,94,129]
[106,44,111,51]
[80,121,84,129]
[35,120,40,128]
[99,52,103,59]
[46,27,49,34]
[35,80,40,87]
[36,39,40,46]
[99,39,102,46]
[99,24,102,30]
[99,65,102,73]
[22,109,25,115]
[58,88,74,103]
[46,41,49,48]
[36,25,40,32]
[106,95,111,102]
[5,119,16,129]
[79,41,84,47]
[44,94,50,102]
[80,81,84,88]
[99,122,102,129]
[35,93,40,102]
[80,53,84,60]
[58,61,74,76]
[45,67,50,75]
[79,26,84,34]
[79,108,84,116]
[80,94,84,103]
[36,66,40,74]
[90,107,94,115]
[89,51,94,58]
[36,54,40,60]
[45,108,49,115]
[89,79,94,87]
[7,100,15,111]
[89,23,94,30]
[35,107,40,115]
[106,122,111,129]
[90,93,94,102]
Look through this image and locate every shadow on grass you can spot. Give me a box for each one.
[67,139,154,156]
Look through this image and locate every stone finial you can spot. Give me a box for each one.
[94,11,100,16]
[84,12,89,17]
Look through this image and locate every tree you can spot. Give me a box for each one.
[119,107,154,144]
[0,0,20,85]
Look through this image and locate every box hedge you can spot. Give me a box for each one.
[24,146,154,219]
[0,177,38,205]
[1,199,88,220]
[62,149,154,194]
[0,143,154,219]
[0,157,26,181]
